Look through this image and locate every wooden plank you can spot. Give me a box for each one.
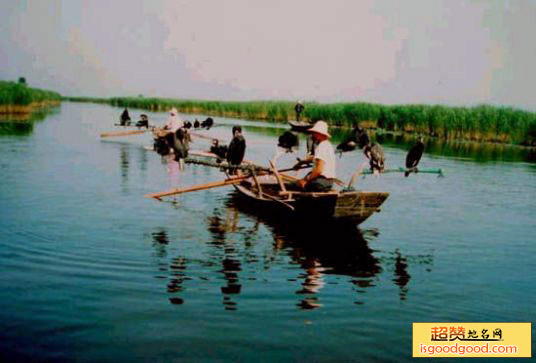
[250,170,263,197]
[100,130,148,138]
[269,160,287,193]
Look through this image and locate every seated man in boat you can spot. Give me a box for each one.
[296,121,336,192]
[119,108,131,126]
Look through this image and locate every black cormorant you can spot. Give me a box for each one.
[405,138,425,177]
[277,131,299,152]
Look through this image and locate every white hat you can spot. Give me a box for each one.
[308,120,330,138]
[169,107,178,115]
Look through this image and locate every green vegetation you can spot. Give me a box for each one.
[0,80,61,106]
[66,96,536,145]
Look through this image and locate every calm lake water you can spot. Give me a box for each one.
[1,102,535,361]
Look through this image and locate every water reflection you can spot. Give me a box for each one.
[0,121,35,136]
[119,144,130,192]
[0,107,60,136]
[148,192,435,310]
[393,249,411,301]
[207,209,243,311]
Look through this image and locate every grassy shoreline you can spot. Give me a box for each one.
[0,81,61,115]
[66,96,536,146]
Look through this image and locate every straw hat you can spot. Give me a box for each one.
[308,120,330,138]
[169,107,178,115]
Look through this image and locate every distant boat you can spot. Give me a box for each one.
[288,120,313,132]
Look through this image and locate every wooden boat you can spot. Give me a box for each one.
[288,120,313,132]
[232,174,389,225]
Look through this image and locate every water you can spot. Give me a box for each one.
[1,102,534,361]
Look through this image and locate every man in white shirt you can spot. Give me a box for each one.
[296,120,336,192]
[164,107,184,132]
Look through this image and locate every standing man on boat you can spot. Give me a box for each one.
[294,100,305,121]
[164,107,184,132]
[119,108,131,126]
[296,121,336,192]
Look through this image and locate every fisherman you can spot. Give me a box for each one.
[294,100,305,121]
[119,108,131,126]
[227,126,246,175]
[296,121,336,192]
[164,107,183,132]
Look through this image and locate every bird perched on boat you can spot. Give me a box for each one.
[194,119,200,128]
[335,125,370,156]
[277,131,299,152]
[336,139,357,155]
[227,126,246,174]
[363,142,385,174]
[306,133,316,157]
[183,121,192,129]
[135,114,149,128]
[210,139,228,162]
[201,117,214,130]
[405,137,425,177]
[354,126,370,149]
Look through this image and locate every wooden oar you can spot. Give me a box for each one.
[145,164,311,200]
[189,131,225,143]
[100,129,149,138]
[145,177,248,200]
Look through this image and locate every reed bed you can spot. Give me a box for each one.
[0,81,61,107]
[66,96,536,145]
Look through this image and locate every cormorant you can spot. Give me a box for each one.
[210,139,228,162]
[363,142,385,173]
[201,117,214,129]
[306,133,316,157]
[405,137,425,177]
[194,119,200,128]
[277,131,299,152]
[135,114,149,128]
[353,126,370,149]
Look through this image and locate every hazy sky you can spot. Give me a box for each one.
[1,0,535,109]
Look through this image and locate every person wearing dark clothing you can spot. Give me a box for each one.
[120,108,131,126]
[227,126,246,174]
[294,101,305,121]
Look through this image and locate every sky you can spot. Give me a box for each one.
[1,0,535,110]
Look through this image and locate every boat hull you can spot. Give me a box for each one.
[233,182,388,225]
[288,120,313,132]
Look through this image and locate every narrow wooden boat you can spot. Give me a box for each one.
[288,120,313,132]
[232,175,389,225]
